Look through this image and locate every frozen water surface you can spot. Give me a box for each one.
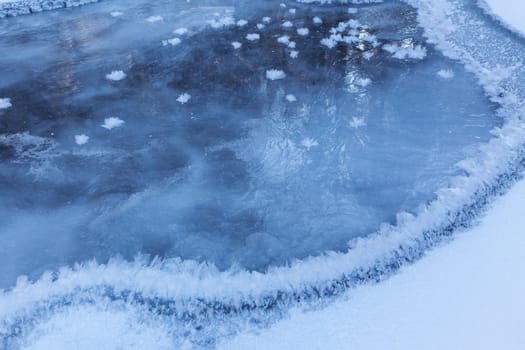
[0,0,500,288]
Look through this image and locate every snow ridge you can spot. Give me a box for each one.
[0,0,100,18]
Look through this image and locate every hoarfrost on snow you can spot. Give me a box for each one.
[105,70,126,81]
[301,137,319,149]
[162,37,181,46]
[110,11,123,17]
[350,117,366,129]
[75,134,89,145]
[0,98,12,109]
[285,94,297,102]
[176,93,191,104]
[232,41,242,49]
[236,19,248,27]
[282,21,293,28]
[173,28,188,35]
[101,117,125,130]
[266,69,286,80]
[437,69,455,79]
[383,42,427,60]
[297,27,309,36]
[246,33,260,41]
[277,35,290,45]
[146,15,163,23]
[208,16,235,29]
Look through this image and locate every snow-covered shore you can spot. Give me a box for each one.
[481,0,525,37]
[221,1,525,348]
[220,177,525,349]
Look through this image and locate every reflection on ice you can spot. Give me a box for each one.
[0,0,500,288]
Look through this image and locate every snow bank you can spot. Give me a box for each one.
[220,179,525,350]
[479,0,525,38]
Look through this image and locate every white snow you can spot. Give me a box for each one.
[349,117,366,128]
[220,178,525,350]
[285,94,297,102]
[282,21,293,28]
[232,41,242,49]
[101,117,124,130]
[262,17,271,24]
[437,69,455,79]
[313,16,323,25]
[110,11,123,17]
[173,27,188,35]
[176,93,191,104]
[0,97,12,109]
[105,70,126,81]
[277,35,290,45]
[348,7,358,14]
[383,43,427,60]
[287,41,296,49]
[297,27,309,36]
[236,19,248,27]
[289,8,296,15]
[483,0,525,37]
[257,23,265,30]
[74,134,89,146]
[300,137,318,149]
[265,69,286,80]
[246,33,260,41]
[162,37,181,46]
[146,15,163,23]
[290,50,299,59]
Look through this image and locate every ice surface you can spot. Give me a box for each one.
[1,0,525,348]
[0,0,500,289]
[74,134,89,145]
[101,117,125,130]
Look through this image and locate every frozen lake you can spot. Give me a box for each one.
[0,0,500,288]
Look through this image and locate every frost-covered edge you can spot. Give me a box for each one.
[0,0,100,18]
[475,0,525,39]
[2,0,525,337]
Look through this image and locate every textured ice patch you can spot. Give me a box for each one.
[101,117,125,130]
[176,93,191,104]
[437,69,455,80]
[146,15,163,23]
[105,70,126,81]
[74,134,89,145]
[246,33,260,41]
[0,97,12,109]
[266,69,286,80]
